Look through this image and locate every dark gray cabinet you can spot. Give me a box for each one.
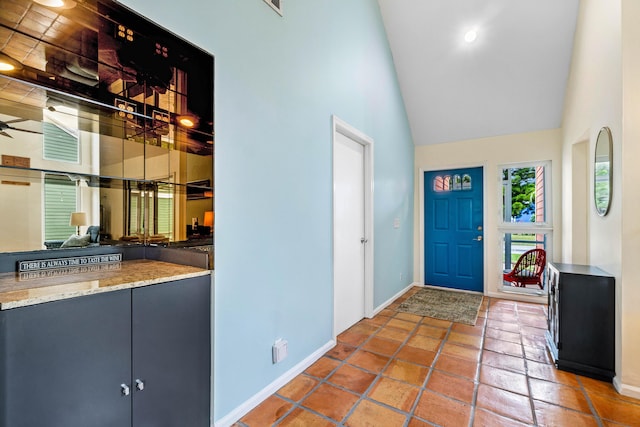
[132,277,211,427]
[0,289,132,427]
[0,275,211,427]
[546,262,615,381]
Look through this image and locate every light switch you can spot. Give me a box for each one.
[393,218,400,229]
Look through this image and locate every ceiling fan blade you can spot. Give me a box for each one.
[4,118,28,125]
[0,131,13,138]
[7,126,43,135]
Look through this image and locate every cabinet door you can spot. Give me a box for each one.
[132,276,211,427]
[547,266,560,349]
[0,291,132,427]
[560,274,615,373]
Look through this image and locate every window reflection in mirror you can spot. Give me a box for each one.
[594,127,612,216]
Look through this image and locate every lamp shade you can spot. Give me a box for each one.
[203,211,214,228]
[69,212,88,227]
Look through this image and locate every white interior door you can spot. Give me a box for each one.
[334,131,365,335]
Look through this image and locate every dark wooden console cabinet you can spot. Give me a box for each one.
[0,276,211,427]
[546,262,615,381]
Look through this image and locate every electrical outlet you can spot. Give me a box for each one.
[272,339,288,364]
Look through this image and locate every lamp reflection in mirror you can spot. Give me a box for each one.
[70,212,88,235]
[203,211,214,229]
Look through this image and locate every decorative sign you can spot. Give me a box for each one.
[1,154,30,168]
[19,262,122,281]
[18,253,123,273]
[1,180,30,186]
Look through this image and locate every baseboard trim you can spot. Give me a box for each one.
[613,377,640,399]
[213,339,336,427]
[485,290,547,304]
[371,282,421,317]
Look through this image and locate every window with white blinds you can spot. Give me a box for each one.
[44,175,76,240]
[43,122,79,163]
[157,186,173,238]
[129,191,141,235]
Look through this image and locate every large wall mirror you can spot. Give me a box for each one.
[594,126,612,216]
[0,0,214,256]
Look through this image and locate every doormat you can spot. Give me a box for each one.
[397,288,483,325]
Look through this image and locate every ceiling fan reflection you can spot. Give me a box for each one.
[0,119,43,138]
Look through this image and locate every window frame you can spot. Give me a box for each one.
[498,161,553,295]
[499,161,552,230]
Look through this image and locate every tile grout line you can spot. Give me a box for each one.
[405,315,457,426]
[335,310,431,426]
[467,295,489,427]
[576,376,606,427]
[238,291,640,427]
[271,311,395,426]
[517,301,540,426]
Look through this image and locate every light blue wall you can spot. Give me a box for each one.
[121,0,414,421]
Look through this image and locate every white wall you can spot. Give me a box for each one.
[561,0,622,273]
[620,0,640,393]
[119,0,415,422]
[562,0,640,396]
[414,129,563,300]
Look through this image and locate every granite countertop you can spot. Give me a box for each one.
[0,259,211,310]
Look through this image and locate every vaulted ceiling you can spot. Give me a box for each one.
[377,0,580,146]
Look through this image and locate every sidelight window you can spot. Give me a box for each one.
[500,162,552,294]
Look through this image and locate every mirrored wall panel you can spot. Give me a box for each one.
[0,0,214,255]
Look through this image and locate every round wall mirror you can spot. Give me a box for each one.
[594,126,612,216]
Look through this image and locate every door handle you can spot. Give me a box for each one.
[472,236,483,241]
[135,379,145,391]
[360,238,368,244]
[121,384,130,396]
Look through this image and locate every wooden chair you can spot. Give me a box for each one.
[503,249,546,289]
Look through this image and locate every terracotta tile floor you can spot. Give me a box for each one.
[235,287,640,426]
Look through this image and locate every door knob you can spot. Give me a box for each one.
[472,236,483,241]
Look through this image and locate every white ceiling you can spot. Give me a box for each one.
[377,0,580,146]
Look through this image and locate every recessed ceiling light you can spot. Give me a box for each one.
[0,62,15,71]
[179,118,194,127]
[0,54,21,72]
[33,0,65,6]
[33,0,77,9]
[464,30,478,43]
[177,115,198,128]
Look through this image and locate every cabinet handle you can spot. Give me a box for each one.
[135,379,145,391]
[121,384,130,396]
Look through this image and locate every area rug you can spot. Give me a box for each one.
[397,288,483,325]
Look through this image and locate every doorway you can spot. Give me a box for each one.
[332,116,373,336]
[423,167,484,292]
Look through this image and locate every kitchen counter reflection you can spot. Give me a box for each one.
[0,259,210,310]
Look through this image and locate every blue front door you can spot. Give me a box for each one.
[424,167,484,292]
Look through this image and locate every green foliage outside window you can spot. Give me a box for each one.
[503,167,536,220]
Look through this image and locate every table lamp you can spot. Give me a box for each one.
[69,212,88,235]
[203,211,214,229]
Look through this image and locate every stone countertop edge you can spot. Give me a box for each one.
[0,260,212,310]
